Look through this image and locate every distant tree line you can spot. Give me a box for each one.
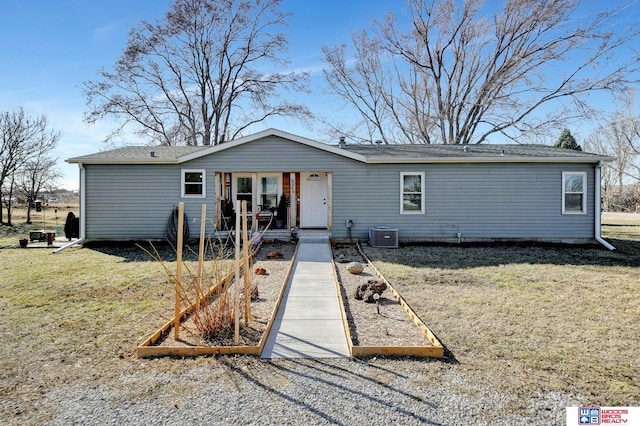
[0,108,61,226]
[583,100,640,212]
[547,127,639,212]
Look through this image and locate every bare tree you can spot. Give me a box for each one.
[585,128,627,211]
[323,0,640,144]
[16,153,61,224]
[84,0,310,146]
[0,108,60,225]
[585,107,640,210]
[626,102,640,158]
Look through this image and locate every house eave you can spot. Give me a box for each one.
[66,158,179,165]
[364,155,615,164]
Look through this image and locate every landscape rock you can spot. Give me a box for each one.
[354,279,387,302]
[266,251,283,259]
[347,261,364,274]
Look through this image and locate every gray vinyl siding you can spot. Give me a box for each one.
[331,162,595,241]
[183,136,357,171]
[82,135,596,242]
[84,164,216,240]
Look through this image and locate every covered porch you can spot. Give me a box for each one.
[212,171,333,233]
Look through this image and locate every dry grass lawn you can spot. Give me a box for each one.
[0,207,638,423]
[0,203,78,247]
[363,214,640,407]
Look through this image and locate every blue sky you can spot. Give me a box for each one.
[1,0,638,190]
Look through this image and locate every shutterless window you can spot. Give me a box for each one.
[182,169,205,198]
[236,176,253,212]
[562,171,587,214]
[400,172,425,214]
[260,177,278,209]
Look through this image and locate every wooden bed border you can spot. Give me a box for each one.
[136,242,299,358]
[331,242,444,358]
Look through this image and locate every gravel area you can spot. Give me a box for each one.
[40,356,580,426]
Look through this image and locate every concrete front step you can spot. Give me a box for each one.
[298,236,329,243]
[297,230,330,244]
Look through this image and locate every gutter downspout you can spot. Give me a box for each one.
[594,161,615,250]
[54,162,86,253]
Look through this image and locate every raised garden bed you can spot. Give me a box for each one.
[137,241,443,358]
[136,242,297,357]
[332,243,443,358]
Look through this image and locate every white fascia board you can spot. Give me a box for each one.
[66,157,88,164]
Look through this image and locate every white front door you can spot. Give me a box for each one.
[300,172,328,228]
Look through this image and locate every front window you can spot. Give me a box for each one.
[260,177,278,210]
[232,173,281,215]
[236,176,253,212]
[400,172,425,214]
[562,171,587,214]
[182,169,205,198]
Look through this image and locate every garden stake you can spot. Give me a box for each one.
[174,202,184,340]
[234,200,241,345]
[242,201,251,324]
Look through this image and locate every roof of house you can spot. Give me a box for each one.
[67,128,614,165]
[67,145,207,164]
[341,142,613,163]
[67,129,364,164]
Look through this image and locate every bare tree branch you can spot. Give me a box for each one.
[323,0,640,144]
[16,153,61,224]
[84,0,311,146]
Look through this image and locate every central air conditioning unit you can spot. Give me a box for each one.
[369,227,399,248]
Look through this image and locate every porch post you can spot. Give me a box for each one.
[214,172,221,228]
[327,171,333,232]
[289,172,296,229]
[252,172,258,229]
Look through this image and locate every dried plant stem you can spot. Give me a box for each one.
[196,204,207,311]
[140,201,262,345]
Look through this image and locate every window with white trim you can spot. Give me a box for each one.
[562,171,587,214]
[181,169,205,198]
[260,176,278,210]
[235,174,254,213]
[400,172,425,214]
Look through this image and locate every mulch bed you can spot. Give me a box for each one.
[332,243,433,347]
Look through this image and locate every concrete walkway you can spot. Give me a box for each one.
[261,239,350,359]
